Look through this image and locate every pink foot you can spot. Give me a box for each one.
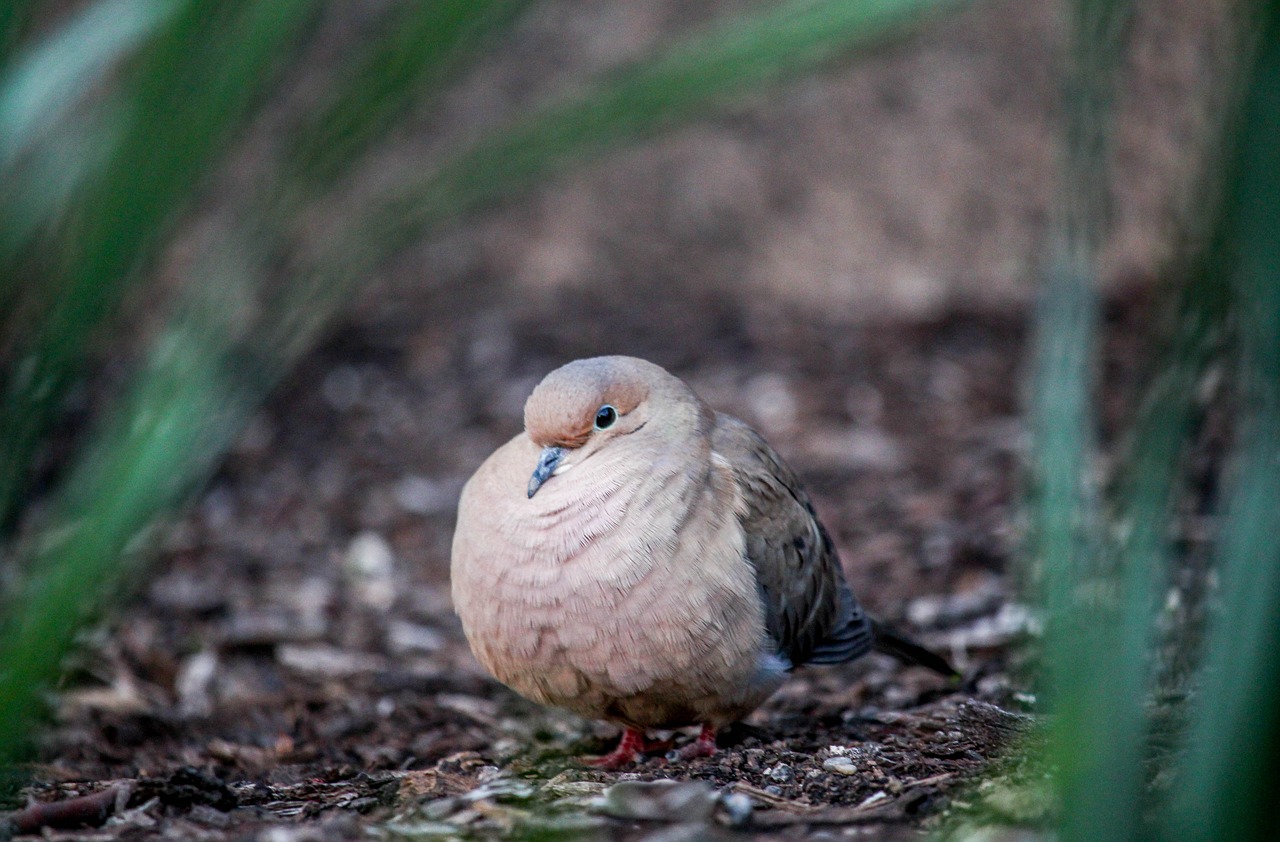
[671,723,718,761]
[583,726,648,770]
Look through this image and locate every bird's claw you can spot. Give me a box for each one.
[581,726,650,769]
[666,724,718,762]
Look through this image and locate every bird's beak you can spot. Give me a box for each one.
[527,446,566,498]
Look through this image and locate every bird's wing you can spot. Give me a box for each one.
[711,413,873,667]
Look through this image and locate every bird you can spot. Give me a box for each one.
[451,355,956,769]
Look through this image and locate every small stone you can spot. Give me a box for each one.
[856,791,889,810]
[175,650,218,717]
[387,620,446,653]
[745,373,798,435]
[346,531,394,578]
[719,792,753,827]
[822,756,858,775]
[345,531,396,609]
[767,763,794,783]
[276,644,381,677]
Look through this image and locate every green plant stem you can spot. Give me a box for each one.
[1030,1,1144,841]
[1165,3,1280,838]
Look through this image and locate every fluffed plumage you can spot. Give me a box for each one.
[450,356,954,767]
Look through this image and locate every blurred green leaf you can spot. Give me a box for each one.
[0,261,266,760]
[0,0,185,307]
[1165,3,1280,838]
[0,0,179,171]
[1028,0,1152,840]
[0,0,320,530]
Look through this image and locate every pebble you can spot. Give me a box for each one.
[822,756,858,775]
[387,620,446,653]
[856,791,889,810]
[767,763,794,783]
[346,531,394,578]
[719,792,754,827]
[175,650,218,717]
[345,531,396,609]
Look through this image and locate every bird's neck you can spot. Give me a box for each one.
[523,433,711,567]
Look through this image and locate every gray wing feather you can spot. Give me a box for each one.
[712,413,873,668]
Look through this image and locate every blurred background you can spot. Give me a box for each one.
[1,0,1276,840]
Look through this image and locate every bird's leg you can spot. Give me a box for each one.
[638,734,674,753]
[583,726,648,769]
[672,723,718,761]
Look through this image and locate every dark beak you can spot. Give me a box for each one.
[528,446,565,498]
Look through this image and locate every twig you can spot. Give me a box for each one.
[3,782,130,835]
[902,771,955,790]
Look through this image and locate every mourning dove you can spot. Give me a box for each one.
[451,356,955,768]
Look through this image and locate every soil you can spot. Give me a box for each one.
[11,295,1063,841]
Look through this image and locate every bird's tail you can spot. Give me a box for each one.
[870,619,959,679]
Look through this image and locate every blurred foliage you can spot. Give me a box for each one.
[1163,2,1280,838]
[1028,0,1148,840]
[0,0,961,768]
[1014,0,1280,840]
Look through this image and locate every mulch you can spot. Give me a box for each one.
[0,284,1103,840]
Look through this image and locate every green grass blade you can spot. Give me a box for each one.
[1028,0,1124,689]
[1028,1,1147,840]
[0,0,319,529]
[0,0,178,170]
[287,0,533,184]
[1165,3,1280,837]
[0,259,270,763]
[0,0,184,294]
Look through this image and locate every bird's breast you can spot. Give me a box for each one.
[451,441,772,726]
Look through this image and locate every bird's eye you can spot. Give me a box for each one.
[594,404,618,430]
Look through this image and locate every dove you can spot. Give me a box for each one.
[451,356,955,768]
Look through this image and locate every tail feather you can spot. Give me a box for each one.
[870,619,959,679]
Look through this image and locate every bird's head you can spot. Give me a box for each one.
[521,356,702,498]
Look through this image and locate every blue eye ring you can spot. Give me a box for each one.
[594,404,618,430]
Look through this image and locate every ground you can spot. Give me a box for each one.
[3,0,1221,836]
[11,293,1096,840]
